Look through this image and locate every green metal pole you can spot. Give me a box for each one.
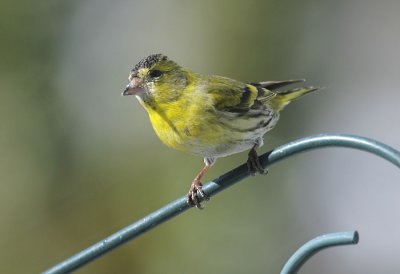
[280,231,359,274]
[42,134,400,274]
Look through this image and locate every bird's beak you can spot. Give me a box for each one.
[122,77,143,96]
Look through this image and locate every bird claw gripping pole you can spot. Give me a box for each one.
[42,134,400,274]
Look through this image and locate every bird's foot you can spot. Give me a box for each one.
[187,179,209,209]
[247,148,268,175]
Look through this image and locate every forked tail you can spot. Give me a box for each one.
[270,86,319,112]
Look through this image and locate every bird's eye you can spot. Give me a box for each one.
[149,70,163,78]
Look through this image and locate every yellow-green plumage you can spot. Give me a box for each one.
[124,54,318,161]
[267,86,318,112]
[123,54,319,207]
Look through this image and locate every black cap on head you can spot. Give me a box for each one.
[132,54,167,72]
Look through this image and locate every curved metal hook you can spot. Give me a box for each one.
[210,134,400,197]
[42,134,399,274]
[280,231,359,274]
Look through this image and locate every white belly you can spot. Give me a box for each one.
[196,113,279,159]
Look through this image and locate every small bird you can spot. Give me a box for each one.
[123,54,319,208]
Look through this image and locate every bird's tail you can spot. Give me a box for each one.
[270,86,319,112]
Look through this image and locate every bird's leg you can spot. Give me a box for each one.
[187,157,215,209]
[247,139,268,175]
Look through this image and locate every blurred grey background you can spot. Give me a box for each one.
[1,1,400,273]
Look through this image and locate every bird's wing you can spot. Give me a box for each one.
[206,76,308,113]
[247,79,311,105]
[206,76,267,113]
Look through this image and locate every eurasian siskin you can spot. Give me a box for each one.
[123,54,319,208]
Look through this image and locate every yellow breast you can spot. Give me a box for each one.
[144,96,238,156]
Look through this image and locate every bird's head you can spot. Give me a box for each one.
[123,54,190,104]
